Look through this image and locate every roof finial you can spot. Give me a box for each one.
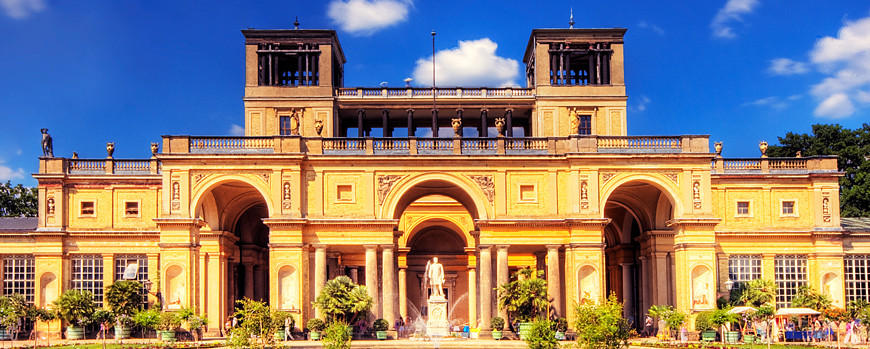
[569,7,575,29]
[294,16,300,29]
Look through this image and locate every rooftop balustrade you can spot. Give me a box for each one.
[711,156,837,174]
[335,87,535,99]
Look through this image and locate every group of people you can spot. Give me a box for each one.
[353,316,415,339]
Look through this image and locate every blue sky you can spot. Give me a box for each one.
[2,0,870,186]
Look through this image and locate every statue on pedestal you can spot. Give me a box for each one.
[426,257,445,298]
[41,128,53,157]
[425,257,448,337]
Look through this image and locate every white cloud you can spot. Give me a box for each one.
[710,0,759,39]
[807,16,870,118]
[633,96,651,112]
[327,0,411,36]
[228,124,245,136]
[768,58,808,75]
[638,21,665,35]
[814,93,854,118]
[411,38,519,87]
[0,164,25,181]
[0,0,44,19]
[743,96,789,110]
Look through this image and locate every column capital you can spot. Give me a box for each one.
[545,244,562,251]
[312,244,327,251]
[638,256,648,261]
[478,244,492,251]
[381,244,395,251]
[406,108,414,113]
[496,244,510,251]
[619,262,634,268]
[480,108,489,113]
[363,245,380,251]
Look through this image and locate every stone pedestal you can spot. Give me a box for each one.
[426,295,448,337]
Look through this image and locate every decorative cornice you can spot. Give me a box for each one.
[565,218,612,227]
[261,218,307,228]
[568,242,606,249]
[475,219,565,227]
[306,219,399,229]
[666,217,721,227]
[153,218,206,228]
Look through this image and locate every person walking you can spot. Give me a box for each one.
[395,317,405,338]
[643,315,653,337]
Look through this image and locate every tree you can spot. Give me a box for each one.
[497,267,550,323]
[767,123,870,217]
[573,294,632,349]
[227,299,276,349]
[105,280,142,325]
[730,278,776,307]
[791,285,832,311]
[0,181,37,217]
[313,276,373,325]
[54,289,96,328]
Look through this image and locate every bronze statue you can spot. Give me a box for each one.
[40,128,53,157]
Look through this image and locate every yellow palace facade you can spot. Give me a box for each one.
[7,26,865,336]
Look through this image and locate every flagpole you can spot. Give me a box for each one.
[431,30,437,137]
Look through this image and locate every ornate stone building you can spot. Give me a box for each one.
[8,25,863,336]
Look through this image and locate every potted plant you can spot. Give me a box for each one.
[188,313,208,342]
[497,267,549,340]
[272,310,293,341]
[313,276,373,326]
[695,311,717,342]
[710,308,739,344]
[54,289,96,340]
[133,308,160,341]
[490,316,505,340]
[307,318,325,340]
[373,318,389,340]
[105,280,142,340]
[158,311,181,342]
[554,317,568,340]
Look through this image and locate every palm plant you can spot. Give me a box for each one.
[791,285,832,311]
[497,268,550,323]
[105,281,142,327]
[731,278,776,307]
[54,289,96,327]
[313,276,373,325]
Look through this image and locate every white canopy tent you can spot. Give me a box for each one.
[775,308,821,316]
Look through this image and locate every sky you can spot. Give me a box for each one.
[2,0,870,187]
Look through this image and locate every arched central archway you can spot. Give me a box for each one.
[194,179,271,314]
[602,178,677,326]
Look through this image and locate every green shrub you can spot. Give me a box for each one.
[133,308,160,337]
[490,316,505,331]
[695,311,713,331]
[272,310,294,331]
[308,318,326,331]
[554,317,568,332]
[105,281,142,320]
[313,276,373,324]
[524,318,558,349]
[322,321,351,349]
[373,318,389,331]
[158,311,181,331]
[497,268,550,322]
[227,298,278,349]
[54,289,96,327]
[574,294,631,349]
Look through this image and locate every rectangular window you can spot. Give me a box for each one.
[775,255,807,308]
[280,116,293,136]
[124,201,139,216]
[336,185,354,202]
[519,184,537,202]
[728,255,762,289]
[845,255,870,303]
[2,255,35,304]
[549,42,612,86]
[736,201,750,216]
[114,254,150,307]
[782,201,795,215]
[71,255,104,307]
[578,115,592,135]
[80,201,95,216]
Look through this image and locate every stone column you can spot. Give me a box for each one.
[357,109,365,138]
[639,256,650,315]
[621,263,634,319]
[479,245,493,330]
[505,109,513,137]
[365,245,380,317]
[382,109,391,137]
[546,245,562,317]
[398,267,407,319]
[406,109,414,136]
[349,267,359,284]
[382,245,397,328]
[466,248,478,328]
[244,263,254,300]
[496,245,510,321]
[314,245,327,297]
[480,108,488,137]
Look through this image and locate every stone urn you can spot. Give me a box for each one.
[758,141,768,157]
[714,141,723,156]
[495,118,506,137]
[314,119,324,136]
[106,142,115,158]
[150,142,159,157]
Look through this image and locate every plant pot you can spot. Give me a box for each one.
[275,329,285,340]
[0,328,10,340]
[492,330,503,340]
[743,333,755,343]
[114,325,131,339]
[519,322,533,341]
[555,331,566,340]
[376,330,387,340]
[310,331,321,340]
[701,330,717,342]
[725,331,740,343]
[66,326,85,340]
[160,330,177,342]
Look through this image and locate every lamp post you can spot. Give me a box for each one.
[725,279,734,291]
